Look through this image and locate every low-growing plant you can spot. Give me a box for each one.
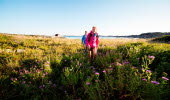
[0,34,170,99]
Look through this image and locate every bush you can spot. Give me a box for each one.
[151,35,170,43]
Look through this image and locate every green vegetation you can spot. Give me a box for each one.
[117,32,170,38]
[0,33,170,100]
[139,32,170,38]
[151,35,170,43]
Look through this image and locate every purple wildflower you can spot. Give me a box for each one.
[39,86,43,89]
[146,70,152,73]
[132,67,137,69]
[53,84,56,87]
[91,66,95,69]
[148,56,155,59]
[10,78,14,81]
[162,77,169,80]
[42,85,45,88]
[45,72,48,75]
[95,72,100,75]
[102,70,106,73]
[93,71,96,73]
[142,78,147,81]
[37,70,41,73]
[117,59,121,61]
[22,81,26,84]
[14,78,17,81]
[95,80,99,83]
[86,82,91,85]
[151,81,160,85]
[116,62,122,66]
[19,72,23,75]
[49,81,52,84]
[46,61,50,64]
[42,75,45,78]
[123,62,130,65]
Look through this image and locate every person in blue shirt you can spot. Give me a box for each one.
[82,31,88,49]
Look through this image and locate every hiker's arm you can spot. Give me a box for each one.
[82,36,84,43]
[86,34,89,46]
[96,34,99,47]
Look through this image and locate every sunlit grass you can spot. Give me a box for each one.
[0,33,170,99]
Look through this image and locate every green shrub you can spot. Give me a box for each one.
[151,35,170,43]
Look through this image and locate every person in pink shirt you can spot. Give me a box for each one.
[86,26,99,60]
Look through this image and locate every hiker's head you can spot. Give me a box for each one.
[85,31,88,35]
[92,26,97,33]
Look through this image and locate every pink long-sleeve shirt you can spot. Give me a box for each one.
[86,31,99,48]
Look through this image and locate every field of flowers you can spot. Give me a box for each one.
[0,33,170,100]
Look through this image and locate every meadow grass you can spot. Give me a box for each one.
[0,33,170,100]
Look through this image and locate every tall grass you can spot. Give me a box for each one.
[0,33,170,99]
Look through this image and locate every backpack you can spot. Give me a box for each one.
[88,32,98,42]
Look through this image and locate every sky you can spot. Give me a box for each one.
[0,0,170,36]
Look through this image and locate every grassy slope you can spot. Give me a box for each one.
[151,35,170,43]
[0,33,170,99]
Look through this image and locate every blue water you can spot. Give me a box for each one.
[64,36,130,39]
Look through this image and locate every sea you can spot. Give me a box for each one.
[64,36,135,39]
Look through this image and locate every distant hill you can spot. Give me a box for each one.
[151,35,170,43]
[136,32,170,38]
[114,32,170,38]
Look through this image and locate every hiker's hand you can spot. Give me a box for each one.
[88,45,90,49]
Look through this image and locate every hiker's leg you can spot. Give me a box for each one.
[84,44,86,50]
[85,45,88,53]
[92,47,97,59]
[88,50,91,59]
[88,46,92,59]
[83,45,86,53]
[85,46,88,54]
